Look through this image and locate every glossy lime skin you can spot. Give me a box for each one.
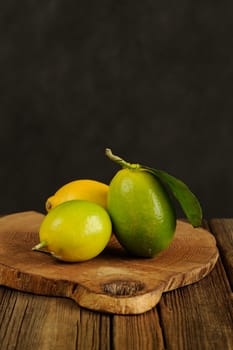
[107,168,176,257]
[39,200,112,262]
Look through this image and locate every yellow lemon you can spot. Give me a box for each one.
[33,200,112,262]
[45,179,108,212]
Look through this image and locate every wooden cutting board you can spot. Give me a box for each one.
[0,211,219,315]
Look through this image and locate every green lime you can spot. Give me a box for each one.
[107,168,176,258]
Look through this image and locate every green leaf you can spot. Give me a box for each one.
[141,166,203,227]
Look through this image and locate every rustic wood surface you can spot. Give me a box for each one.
[0,216,232,349]
[0,211,219,315]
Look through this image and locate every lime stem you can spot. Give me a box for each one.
[32,240,47,251]
[105,148,140,170]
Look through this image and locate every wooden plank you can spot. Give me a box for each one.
[0,286,111,350]
[158,252,233,349]
[112,307,164,350]
[209,218,233,289]
[77,309,111,350]
[0,288,45,349]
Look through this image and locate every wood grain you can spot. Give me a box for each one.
[0,218,232,350]
[159,260,233,350]
[0,287,111,350]
[158,220,233,350]
[112,308,164,350]
[0,211,219,315]
[209,218,233,289]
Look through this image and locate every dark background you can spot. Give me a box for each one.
[0,1,233,218]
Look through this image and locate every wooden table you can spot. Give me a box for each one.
[0,218,232,350]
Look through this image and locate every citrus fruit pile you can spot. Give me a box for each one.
[32,149,202,262]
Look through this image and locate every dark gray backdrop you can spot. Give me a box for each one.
[1,1,233,218]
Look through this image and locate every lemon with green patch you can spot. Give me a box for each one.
[33,200,112,262]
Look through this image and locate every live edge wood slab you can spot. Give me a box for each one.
[0,211,219,315]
